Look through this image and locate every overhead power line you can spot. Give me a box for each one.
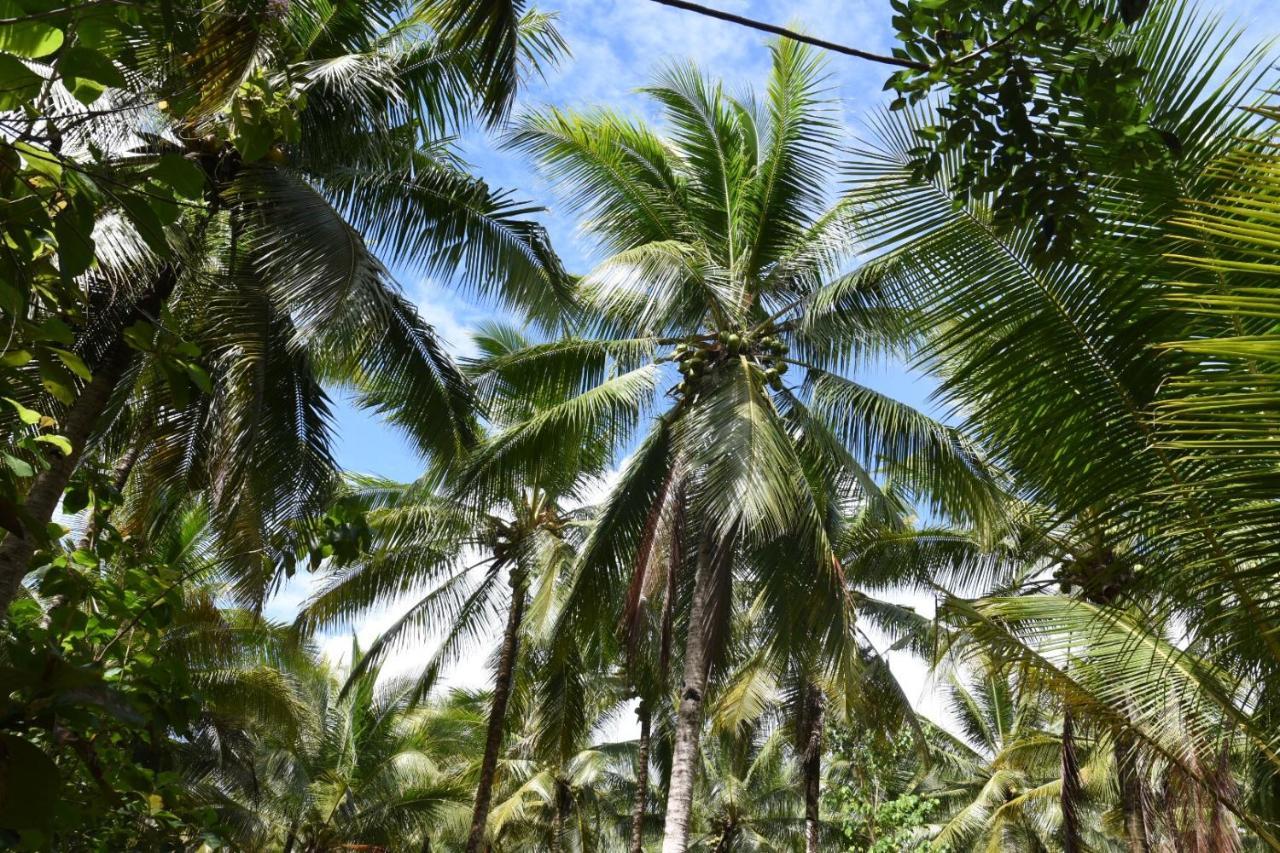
[642,0,928,70]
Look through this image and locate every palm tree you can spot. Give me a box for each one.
[0,0,571,613]
[476,38,998,851]
[914,659,1111,851]
[476,640,644,852]
[688,727,807,851]
[300,322,616,853]
[211,643,475,852]
[846,0,1280,805]
[300,477,582,853]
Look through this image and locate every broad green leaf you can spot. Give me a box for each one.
[51,348,90,380]
[3,396,39,424]
[56,45,125,88]
[13,141,60,181]
[117,193,168,256]
[0,54,40,110]
[161,362,192,408]
[234,123,273,163]
[3,453,33,477]
[150,154,206,200]
[38,359,75,404]
[33,434,70,455]
[54,200,95,278]
[0,732,59,831]
[0,349,31,368]
[184,362,212,394]
[32,316,73,344]
[122,320,155,352]
[0,0,63,58]
[64,76,104,106]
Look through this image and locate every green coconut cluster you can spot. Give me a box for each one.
[671,330,791,399]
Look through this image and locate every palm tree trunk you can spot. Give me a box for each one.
[660,543,718,853]
[77,438,144,550]
[629,699,652,853]
[550,778,570,853]
[1060,709,1082,853]
[464,570,528,853]
[802,683,824,853]
[1115,728,1151,853]
[0,266,176,619]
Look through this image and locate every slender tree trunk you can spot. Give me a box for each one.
[0,267,176,618]
[660,544,717,853]
[629,700,652,853]
[0,347,129,612]
[282,827,298,853]
[464,570,528,853]
[1060,710,1082,853]
[802,683,824,853]
[77,437,144,550]
[1115,729,1151,853]
[550,777,570,853]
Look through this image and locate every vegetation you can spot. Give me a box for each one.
[1,0,1279,850]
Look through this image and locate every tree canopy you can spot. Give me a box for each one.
[1,0,1279,850]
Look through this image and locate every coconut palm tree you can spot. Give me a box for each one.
[844,0,1280,818]
[912,659,1114,851]
[299,322,618,853]
[0,0,571,614]
[687,726,807,851]
[472,38,999,851]
[209,643,476,852]
[299,475,584,853]
[475,640,643,852]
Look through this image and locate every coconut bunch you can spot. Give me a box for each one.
[670,329,791,400]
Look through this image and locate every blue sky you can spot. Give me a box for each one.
[272,0,1278,721]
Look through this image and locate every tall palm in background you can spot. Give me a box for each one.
[705,510,951,853]
[689,727,807,851]
[480,642,639,851]
[914,660,1109,851]
[300,323,614,853]
[479,39,999,851]
[0,0,571,612]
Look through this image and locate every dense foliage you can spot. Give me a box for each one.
[2,0,1279,850]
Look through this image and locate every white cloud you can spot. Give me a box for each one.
[409,277,505,360]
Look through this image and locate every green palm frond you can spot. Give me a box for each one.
[427,0,567,124]
[941,594,1280,846]
[1154,109,1280,597]
[317,154,574,326]
[459,364,658,503]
